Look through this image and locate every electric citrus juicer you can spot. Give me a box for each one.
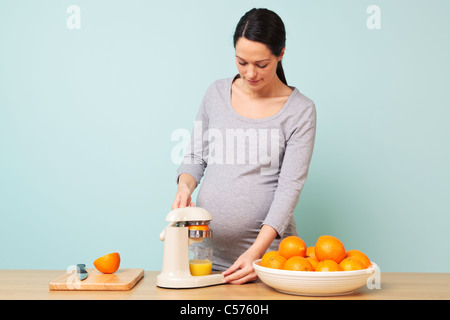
[156,207,224,288]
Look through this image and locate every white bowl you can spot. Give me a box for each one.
[253,259,378,296]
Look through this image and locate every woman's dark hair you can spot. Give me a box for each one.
[233,8,287,85]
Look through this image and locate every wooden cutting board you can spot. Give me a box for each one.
[49,268,144,291]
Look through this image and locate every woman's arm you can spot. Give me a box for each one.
[224,103,316,284]
[222,224,277,284]
[173,91,210,209]
[262,107,316,238]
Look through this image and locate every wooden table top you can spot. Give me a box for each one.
[1,270,449,300]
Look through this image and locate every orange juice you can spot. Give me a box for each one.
[189,259,212,276]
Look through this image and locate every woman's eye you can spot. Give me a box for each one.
[238,61,267,68]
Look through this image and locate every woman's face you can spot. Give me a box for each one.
[235,37,284,91]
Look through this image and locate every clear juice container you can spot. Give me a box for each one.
[189,243,213,276]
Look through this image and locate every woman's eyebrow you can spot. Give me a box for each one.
[236,55,271,63]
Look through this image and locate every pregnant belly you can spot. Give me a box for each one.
[196,172,275,251]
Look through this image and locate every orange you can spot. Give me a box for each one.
[315,260,342,272]
[260,251,287,269]
[345,250,371,269]
[93,252,121,274]
[306,246,317,260]
[278,236,307,259]
[261,251,279,266]
[339,257,364,271]
[315,235,346,264]
[283,256,314,271]
[306,257,319,270]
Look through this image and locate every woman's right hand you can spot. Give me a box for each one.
[172,184,195,209]
[172,174,197,209]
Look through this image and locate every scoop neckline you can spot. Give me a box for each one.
[226,75,298,124]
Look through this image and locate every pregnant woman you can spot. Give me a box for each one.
[172,8,316,284]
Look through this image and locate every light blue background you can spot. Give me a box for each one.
[1,0,449,272]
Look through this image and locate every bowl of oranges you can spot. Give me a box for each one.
[253,235,378,296]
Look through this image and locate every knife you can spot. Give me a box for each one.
[77,264,88,281]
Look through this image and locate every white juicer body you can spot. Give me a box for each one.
[156,207,224,288]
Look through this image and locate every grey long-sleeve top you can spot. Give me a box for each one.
[177,76,316,270]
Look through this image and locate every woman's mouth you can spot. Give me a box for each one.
[246,79,260,85]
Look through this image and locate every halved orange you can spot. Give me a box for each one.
[93,252,121,274]
[188,225,209,231]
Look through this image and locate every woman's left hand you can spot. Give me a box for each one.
[222,225,278,284]
[222,250,259,285]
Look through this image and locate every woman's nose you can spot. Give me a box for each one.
[246,65,257,78]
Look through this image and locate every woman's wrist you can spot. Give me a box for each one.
[248,225,278,259]
[177,173,197,193]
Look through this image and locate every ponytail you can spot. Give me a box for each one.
[276,60,287,86]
